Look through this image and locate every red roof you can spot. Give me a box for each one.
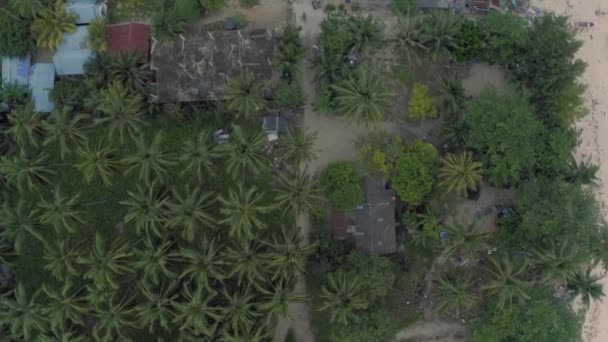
[106,23,151,62]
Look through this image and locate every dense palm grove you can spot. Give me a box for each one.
[307,8,606,342]
[0,4,314,338]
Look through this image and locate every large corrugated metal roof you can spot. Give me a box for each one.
[2,57,30,86]
[29,63,55,112]
[106,23,151,62]
[53,26,93,75]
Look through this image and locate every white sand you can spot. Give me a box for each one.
[530,0,608,340]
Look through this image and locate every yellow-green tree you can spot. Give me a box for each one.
[31,0,77,50]
[408,83,437,120]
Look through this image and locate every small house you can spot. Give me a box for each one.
[53,26,94,76]
[333,177,397,255]
[29,64,55,112]
[106,23,151,62]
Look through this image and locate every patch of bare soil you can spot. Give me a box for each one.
[462,63,509,97]
[393,320,469,342]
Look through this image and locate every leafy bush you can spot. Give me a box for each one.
[50,78,90,108]
[174,0,201,22]
[344,252,395,302]
[274,81,306,110]
[479,12,527,67]
[454,18,483,62]
[331,308,401,342]
[320,161,363,211]
[392,153,434,205]
[152,8,186,43]
[325,4,336,12]
[0,11,33,57]
[464,87,542,187]
[471,288,582,342]
[393,0,417,15]
[232,13,248,28]
[352,2,362,11]
[408,83,437,120]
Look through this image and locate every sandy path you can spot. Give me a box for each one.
[530,1,608,341]
[393,320,468,342]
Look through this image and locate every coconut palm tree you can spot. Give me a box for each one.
[84,53,113,87]
[6,101,45,149]
[394,14,428,65]
[38,329,88,342]
[92,294,136,341]
[136,281,178,333]
[172,285,221,336]
[166,186,215,242]
[177,236,227,290]
[0,150,54,192]
[43,239,83,281]
[568,268,605,306]
[76,141,122,187]
[152,8,186,43]
[218,184,272,240]
[332,68,394,124]
[226,69,267,120]
[179,130,218,179]
[226,239,269,286]
[221,287,262,336]
[36,188,84,234]
[275,32,305,79]
[275,169,322,216]
[120,182,170,238]
[441,117,467,149]
[220,324,267,342]
[438,151,483,197]
[94,81,148,144]
[31,0,77,50]
[0,283,46,341]
[319,271,368,325]
[0,200,42,254]
[9,0,44,18]
[438,74,466,117]
[564,157,599,185]
[2,82,31,110]
[87,18,107,53]
[274,127,317,167]
[433,271,479,315]
[265,225,316,282]
[41,281,88,334]
[216,125,269,178]
[593,224,608,271]
[42,107,89,160]
[421,11,461,61]
[531,240,588,284]
[124,132,176,184]
[111,52,153,93]
[441,220,489,260]
[258,277,304,324]
[483,255,532,310]
[133,237,177,285]
[78,232,134,289]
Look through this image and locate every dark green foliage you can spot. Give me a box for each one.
[501,178,600,251]
[391,141,439,205]
[515,14,586,126]
[479,12,527,67]
[174,0,201,22]
[275,25,304,81]
[464,87,542,187]
[471,288,582,342]
[274,81,306,110]
[393,0,417,14]
[320,161,363,211]
[343,252,395,303]
[152,8,186,43]
[453,18,483,62]
[50,78,89,108]
[330,308,401,342]
[0,11,33,57]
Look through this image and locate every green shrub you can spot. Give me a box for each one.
[320,161,363,211]
[392,153,434,205]
[338,3,346,12]
[408,83,437,120]
[88,18,107,53]
[393,0,417,14]
[352,2,361,11]
[325,3,336,12]
[275,82,306,110]
[454,18,484,62]
[240,0,260,7]
[0,11,33,57]
[479,12,527,67]
[232,12,248,28]
[174,0,201,22]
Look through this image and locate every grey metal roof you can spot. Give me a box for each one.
[262,115,288,133]
[2,57,30,86]
[53,26,93,75]
[29,63,55,112]
[352,177,397,255]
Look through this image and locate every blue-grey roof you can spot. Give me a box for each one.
[53,26,93,75]
[67,0,102,25]
[2,57,30,86]
[29,64,55,112]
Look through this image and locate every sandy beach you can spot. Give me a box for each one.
[530,0,608,340]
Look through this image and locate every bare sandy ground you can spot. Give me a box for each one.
[530,1,608,341]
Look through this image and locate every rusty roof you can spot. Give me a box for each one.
[106,23,151,62]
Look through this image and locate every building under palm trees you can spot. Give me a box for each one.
[152,27,278,103]
[333,177,397,255]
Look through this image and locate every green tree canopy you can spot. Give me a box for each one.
[464,87,542,187]
[479,12,527,66]
[408,83,437,120]
[320,161,363,211]
[391,141,439,205]
[0,10,33,57]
